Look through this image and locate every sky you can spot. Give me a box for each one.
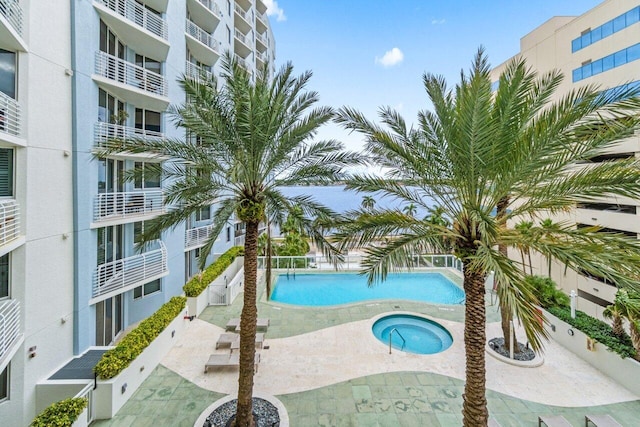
[262,0,604,153]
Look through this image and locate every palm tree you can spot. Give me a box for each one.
[403,203,417,217]
[97,54,358,426]
[335,49,640,426]
[360,195,376,211]
[539,218,560,277]
[514,221,534,275]
[603,289,634,338]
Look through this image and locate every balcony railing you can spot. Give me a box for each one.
[234,28,250,46]
[0,200,19,246]
[94,122,163,150]
[196,0,221,17]
[185,19,219,52]
[93,241,167,299]
[94,50,168,97]
[234,3,250,22]
[0,0,23,37]
[185,223,216,250]
[97,0,168,40]
[235,54,249,70]
[256,10,267,25]
[0,299,20,361]
[256,51,268,65]
[256,32,268,47]
[94,190,164,222]
[0,91,21,138]
[185,61,213,82]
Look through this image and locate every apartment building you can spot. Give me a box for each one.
[0,0,275,425]
[491,0,640,319]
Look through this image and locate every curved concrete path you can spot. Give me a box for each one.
[162,314,638,407]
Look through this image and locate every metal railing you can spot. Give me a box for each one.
[94,122,164,150]
[389,328,405,354]
[234,3,250,22]
[97,0,168,39]
[196,0,221,17]
[93,241,167,299]
[73,383,94,425]
[234,54,250,70]
[185,223,215,250]
[0,199,19,246]
[256,32,268,47]
[0,299,20,361]
[256,51,268,64]
[185,61,213,82]
[94,50,168,97]
[185,19,220,52]
[0,91,21,138]
[0,0,23,37]
[256,10,267,25]
[234,28,250,46]
[94,190,164,221]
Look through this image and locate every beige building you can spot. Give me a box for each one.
[491,0,640,319]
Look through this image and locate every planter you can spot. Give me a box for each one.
[93,312,189,420]
[71,407,89,427]
[544,309,640,396]
[186,257,244,315]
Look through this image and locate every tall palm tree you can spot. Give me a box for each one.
[97,54,358,426]
[360,195,376,211]
[403,203,417,217]
[603,289,634,338]
[335,49,640,426]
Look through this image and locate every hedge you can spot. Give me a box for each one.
[547,305,637,359]
[94,296,186,379]
[31,397,88,427]
[183,246,244,297]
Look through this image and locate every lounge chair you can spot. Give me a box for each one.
[204,353,261,373]
[225,317,270,332]
[538,415,572,427]
[585,414,622,427]
[215,333,238,349]
[230,333,265,353]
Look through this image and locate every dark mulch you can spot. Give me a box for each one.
[203,397,279,427]
[488,337,536,361]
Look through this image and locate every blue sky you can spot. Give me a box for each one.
[263,0,603,152]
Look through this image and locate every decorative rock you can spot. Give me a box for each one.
[203,397,279,427]
[488,337,535,361]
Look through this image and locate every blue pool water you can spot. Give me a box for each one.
[271,272,465,306]
[372,314,453,354]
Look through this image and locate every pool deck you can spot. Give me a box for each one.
[92,270,640,426]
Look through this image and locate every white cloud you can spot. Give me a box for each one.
[375,47,404,68]
[431,18,446,25]
[263,0,286,22]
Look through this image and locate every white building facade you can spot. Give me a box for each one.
[491,0,640,319]
[0,1,275,425]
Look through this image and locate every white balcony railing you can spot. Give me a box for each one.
[235,54,249,70]
[256,51,268,65]
[196,0,221,17]
[256,10,267,25]
[97,0,168,40]
[234,3,250,22]
[185,19,219,52]
[234,28,249,46]
[0,91,21,138]
[94,190,164,222]
[185,223,216,250]
[93,241,167,299]
[0,200,19,246]
[256,32,268,47]
[94,50,168,97]
[185,61,213,82]
[0,299,20,361]
[94,122,163,150]
[0,0,23,36]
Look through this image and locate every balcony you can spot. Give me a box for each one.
[185,19,221,66]
[92,241,168,303]
[93,190,164,226]
[0,299,21,372]
[236,0,252,12]
[186,0,221,33]
[256,51,268,68]
[93,50,169,111]
[94,0,169,60]
[575,207,640,234]
[255,0,267,14]
[0,0,26,51]
[234,29,252,58]
[93,122,163,159]
[235,54,250,71]
[255,10,267,33]
[185,61,213,83]
[0,91,24,146]
[255,32,268,52]
[185,223,217,251]
[234,4,252,34]
[0,199,20,251]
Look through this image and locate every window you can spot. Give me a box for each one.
[226,226,231,242]
[134,162,161,189]
[134,279,161,299]
[0,149,14,197]
[227,0,231,15]
[135,108,161,133]
[227,25,231,44]
[196,206,211,221]
[0,364,8,402]
[194,247,201,259]
[0,49,16,99]
[0,254,8,299]
[571,7,640,52]
[572,43,640,82]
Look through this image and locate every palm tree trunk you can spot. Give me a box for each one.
[612,315,625,338]
[235,220,259,427]
[630,321,640,361]
[462,262,489,427]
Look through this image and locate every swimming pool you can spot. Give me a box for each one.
[270,272,465,306]
[372,314,453,354]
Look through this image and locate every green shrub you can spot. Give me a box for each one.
[525,275,570,308]
[31,397,88,427]
[547,306,637,359]
[183,246,244,297]
[94,296,186,379]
